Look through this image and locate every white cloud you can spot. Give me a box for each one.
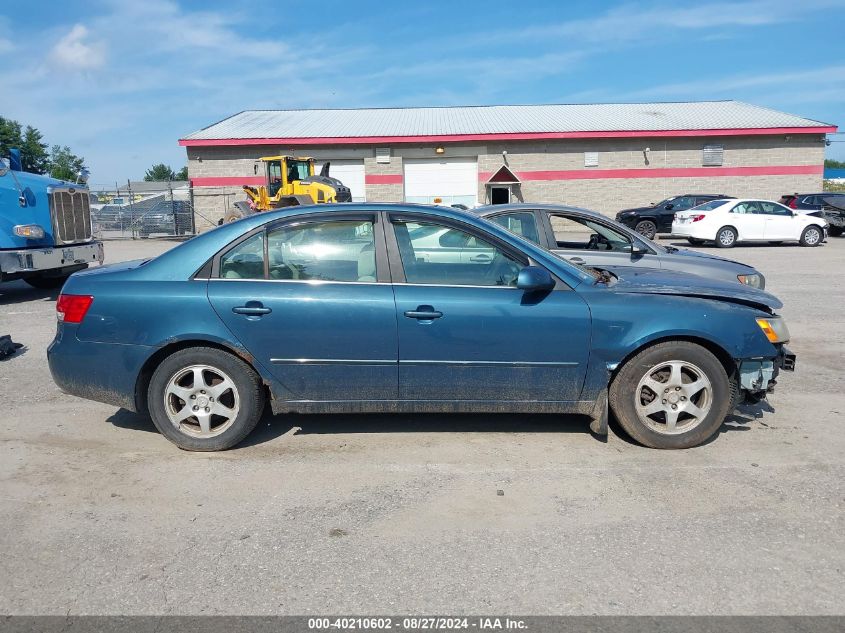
[49,24,105,70]
[0,38,13,53]
[628,65,845,99]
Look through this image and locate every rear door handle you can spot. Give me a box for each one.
[233,301,271,316]
[470,254,492,262]
[568,257,585,264]
[404,305,443,320]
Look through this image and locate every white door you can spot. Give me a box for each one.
[312,160,366,202]
[404,157,478,207]
[726,201,765,240]
[758,201,798,240]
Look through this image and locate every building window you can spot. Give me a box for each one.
[375,148,391,164]
[702,144,724,166]
[584,151,599,167]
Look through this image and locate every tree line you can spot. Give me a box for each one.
[0,116,86,181]
[825,159,845,169]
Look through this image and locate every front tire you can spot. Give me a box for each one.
[147,347,264,451]
[223,201,255,224]
[634,220,657,240]
[799,225,823,247]
[828,226,843,237]
[715,226,737,248]
[609,341,732,449]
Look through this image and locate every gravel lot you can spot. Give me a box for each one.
[1,236,843,615]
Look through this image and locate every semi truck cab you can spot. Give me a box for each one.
[0,149,103,289]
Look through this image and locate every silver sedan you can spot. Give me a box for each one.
[474,203,765,289]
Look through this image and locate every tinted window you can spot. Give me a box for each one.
[488,212,541,244]
[549,214,632,252]
[670,196,695,210]
[266,219,376,282]
[393,220,523,287]
[219,232,265,279]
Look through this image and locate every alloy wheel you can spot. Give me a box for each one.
[634,360,713,435]
[718,229,735,246]
[804,227,821,245]
[164,364,240,437]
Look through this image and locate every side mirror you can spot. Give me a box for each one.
[517,266,555,291]
[664,203,674,210]
[628,240,648,254]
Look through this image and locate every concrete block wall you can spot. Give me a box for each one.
[186,134,825,228]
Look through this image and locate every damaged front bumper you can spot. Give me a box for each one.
[737,345,795,403]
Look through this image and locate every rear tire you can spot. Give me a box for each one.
[686,238,705,246]
[24,274,71,289]
[147,347,265,451]
[634,220,657,240]
[715,226,737,248]
[799,225,823,247]
[609,341,732,449]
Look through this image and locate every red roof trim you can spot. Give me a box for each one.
[179,126,836,146]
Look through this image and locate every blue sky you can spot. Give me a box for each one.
[1,0,843,186]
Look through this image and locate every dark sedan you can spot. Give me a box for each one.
[476,203,765,289]
[616,194,733,238]
[49,204,793,451]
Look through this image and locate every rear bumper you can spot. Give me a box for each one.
[0,242,104,276]
[48,325,152,412]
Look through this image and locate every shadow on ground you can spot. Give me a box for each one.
[106,407,600,449]
[0,280,61,306]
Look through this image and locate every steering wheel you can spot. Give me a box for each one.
[587,234,613,251]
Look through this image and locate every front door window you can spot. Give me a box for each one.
[393,220,523,287]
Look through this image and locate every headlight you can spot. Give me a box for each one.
[737,273,763,289]
[13,224,45,239]
[756,317,790,344]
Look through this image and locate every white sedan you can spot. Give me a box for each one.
[672,198,827,248]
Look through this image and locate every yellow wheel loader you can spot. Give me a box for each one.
[224,156,352,223]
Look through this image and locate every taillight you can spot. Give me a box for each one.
[788,198,797,209]
[691,214,706,222]
[56,294,94,324]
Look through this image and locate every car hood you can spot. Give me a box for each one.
[665,247,755,270]
[602,266,781,310]
[617,205,657,215]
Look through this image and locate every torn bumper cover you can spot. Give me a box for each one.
[738,346,795,403]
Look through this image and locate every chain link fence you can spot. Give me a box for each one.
[89,183,213,240]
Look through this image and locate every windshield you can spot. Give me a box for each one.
[690,199,730,211]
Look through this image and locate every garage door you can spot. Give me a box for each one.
[312,160,365,202]
[404,157,478,207]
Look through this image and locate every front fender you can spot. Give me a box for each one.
[578,290,778,400]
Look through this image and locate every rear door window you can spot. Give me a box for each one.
[487,212,541,244]
[267,219,376,282]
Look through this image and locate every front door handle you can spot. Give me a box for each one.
[569,257,585,264]
[404,305,443,320]
[233,301,271,316]
[470,254,492,263]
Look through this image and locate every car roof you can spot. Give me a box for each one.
[473,202,605,218]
